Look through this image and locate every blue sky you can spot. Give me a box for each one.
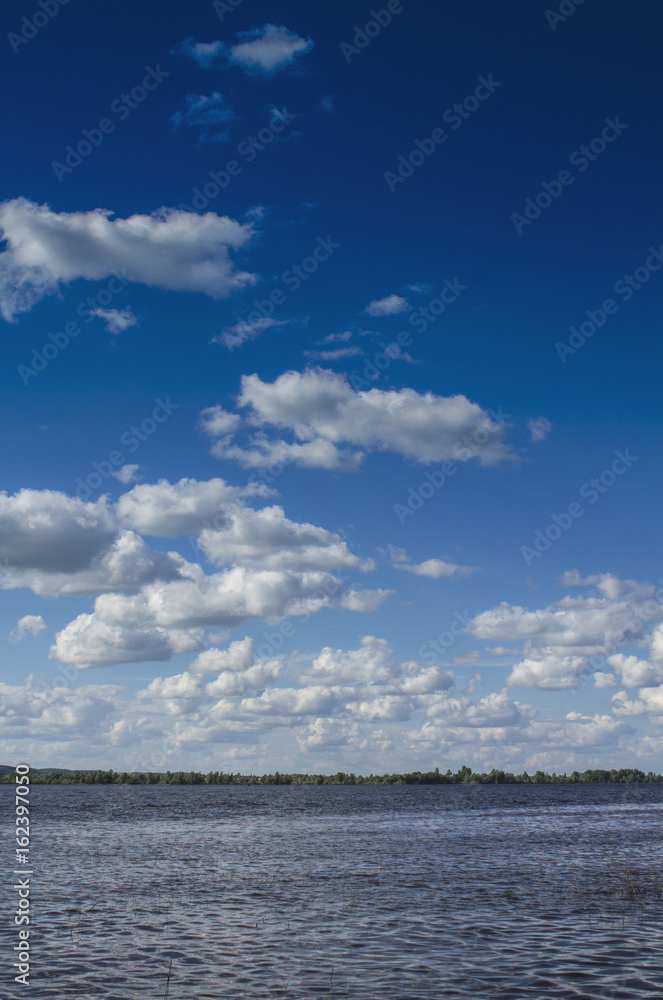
[1,0,663,774]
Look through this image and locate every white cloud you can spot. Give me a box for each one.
[112,464,141,485]
[0,489,114,577]
[613,686,663,717]
[197,505,374,572]
[339,589,392,612]
[0,489,186,596]
[90,307,137,333]
[9,615,45,643]
[300,636,455,695]
[50,615,204,668]
[198,407,243,438]
[425,689,535,728]
[525,712,631,748]
[49,564,389,667]
[365,294,409,317]
[211,317,286,350]
[0,679,121,739]
[202,368,512,469]
[469,574,663,690]
[171,93,236,143]
[607,653,663,688]
[528,416,552,442]
[610,691,648,717]
[1,480,388,668]
[210,433,364,472]
[189,637,254,675]
[593,672,617,688]
[507,653,589,690]
[116,477,270,537]
[228,24,313,75]
[0,199,256,321]
[301,636,397,685]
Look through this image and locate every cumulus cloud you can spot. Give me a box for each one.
[0,679,121,740]
[612,686,663,718]
[0,490,115,571]
[188,636,254,675]
[0,199,256,321]
[50,615,205,669]
[528,416,552,442]
[1,621,645,769]
[300,636,455,694]
[606,653,663,688]
[228,24,313,75]
[202,368,512,470]
[0,489,182,595]
[469,574,663,690]
[116,477,271,537]
[1,479,387,669]
[90,307,137,333]
[365,294,409,317]
[171,93,237,143]
[49,563,389,667]
[9,615,45,643]
[197,505,374,572]
[425,689,536,728]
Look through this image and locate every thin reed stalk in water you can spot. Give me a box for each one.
[164,958,173,999]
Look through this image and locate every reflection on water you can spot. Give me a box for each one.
[2,783,663,998]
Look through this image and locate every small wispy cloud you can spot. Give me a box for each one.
[229,24,313,76]
[112,464,142,485]
[176,38,225,68]
[303,346,362,361]
[365,294,409,317]
[90,307,137,334]
[450,651,482,666]
[171,93,236,143]
[386,545,479,579]
[528,416,552,443]
[322,331,352,344]
[211,316,287,351]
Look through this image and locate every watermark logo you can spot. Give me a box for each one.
[521,449,638,565]
[13,764,32,986]
[340,2,414,63]
[384,76,501,192]
[556,245,663,363]
[51,66,170,181]
[8,0,71,54]
[546,0,589,31]
[511,117,628,233]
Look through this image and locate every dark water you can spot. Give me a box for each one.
[2,782,663,998]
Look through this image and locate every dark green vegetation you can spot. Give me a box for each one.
[1,765,661,785]
[568,852,663,915]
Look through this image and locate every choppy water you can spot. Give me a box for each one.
[2,782,663,998]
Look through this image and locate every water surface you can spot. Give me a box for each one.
[2,782,663,998]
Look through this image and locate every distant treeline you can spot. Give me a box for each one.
[1,766,662,785]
